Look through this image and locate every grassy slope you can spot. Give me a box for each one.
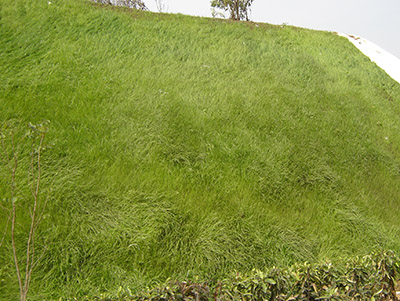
[1,0,400,298]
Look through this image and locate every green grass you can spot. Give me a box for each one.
[1,0,400,298]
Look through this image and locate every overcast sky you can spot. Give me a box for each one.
[143,0,400,59]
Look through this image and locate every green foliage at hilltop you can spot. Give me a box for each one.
[0,0,400,298]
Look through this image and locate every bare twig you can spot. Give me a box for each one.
[7,130,24,299]
[22,133,45,299]
[0,213,11,248]
[36,182,53,228]
[0,131,14,175]
[0,203,11,213]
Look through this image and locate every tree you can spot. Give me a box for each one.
[211,0,255,21]
[93,0,148,10]
[0,120,51,301]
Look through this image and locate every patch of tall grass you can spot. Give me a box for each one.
[1,0,400,298]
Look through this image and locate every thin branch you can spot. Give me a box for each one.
[0,213,11,248]
[12,201,23,298]
[35,183,52,228]
[0,203,11,213]
[29,140,36,200]
[31,245,47,270]
[23,133,44,297]
[0,135,13,175]
[11,132,18,186]
[7,130,23,299]
[35,135,44,204]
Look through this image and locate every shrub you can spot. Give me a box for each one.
[83,251,400,300]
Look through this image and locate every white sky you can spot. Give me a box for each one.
[143,0,400,59]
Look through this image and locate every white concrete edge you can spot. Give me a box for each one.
[337,33,400,85]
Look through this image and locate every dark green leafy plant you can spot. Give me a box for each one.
[84,251,399,300]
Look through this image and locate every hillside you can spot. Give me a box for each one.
[1,0,400,298]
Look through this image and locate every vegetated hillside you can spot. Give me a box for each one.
[0,0,400,298]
